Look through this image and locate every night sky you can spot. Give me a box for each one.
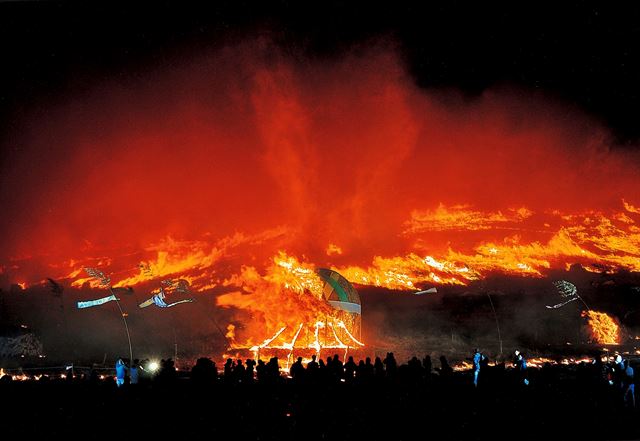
[2,2,640,143]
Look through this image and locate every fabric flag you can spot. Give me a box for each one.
[139,289,194,309]
[77,294,118,309]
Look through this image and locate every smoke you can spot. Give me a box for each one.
[1,37,639,360]
[1,37,638,272]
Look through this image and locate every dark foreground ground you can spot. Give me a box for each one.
[0,364,638,440]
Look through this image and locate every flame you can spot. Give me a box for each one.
[452,360,474,372]
[326,243,343,256]
[405,204,534,233]
[225,324,236,344]
[2,43,640,360]
[3,43,640,296]
[623,199,640,214]
[52,208,636,296]
[10,202,640,296]
[217,252,363,359]
[451,356,608,372]
[65,228,289,292]
[332,203,640,289]
[582,310,621,345]
[0,368,31,381]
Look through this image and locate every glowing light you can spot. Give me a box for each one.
[147,361,160,372]
[582,310,621,345]
[220,252,363,358]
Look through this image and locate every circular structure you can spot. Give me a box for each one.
[242,267,364,362]
[317,268,362,342]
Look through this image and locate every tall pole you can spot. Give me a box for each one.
[110,287,133,365]
[486,292,503,356]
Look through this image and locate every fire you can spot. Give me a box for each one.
[326,244,343,256]
[66,228,289,292]
[1,41,640,360]
[217,252,363,362]
[582,310,621,345]
[2,43,640,295]
[0,368,31,381]
[7,202,640,296]
[334,203,640,289]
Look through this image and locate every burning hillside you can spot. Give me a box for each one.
[0,41,639,357]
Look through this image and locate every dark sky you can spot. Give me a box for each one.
[1,1,640,145]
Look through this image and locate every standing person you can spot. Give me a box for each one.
[115,358,127,387]
[129,359,139,385]
[514,350,529,386]
[623,360,635,408]
[613,354,626,389]
[473,348,485,388]
[438,355,453,379]
[383,352,397,378]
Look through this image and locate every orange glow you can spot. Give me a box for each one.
[451,356,600,371]
[15,202,640,294]
[217,252,362,360]
[1,42,639,354]
[326,244,343,256]
[329,204,640,289]
[582,310,621,345]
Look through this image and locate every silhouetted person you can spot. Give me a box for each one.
[331,354,344,381]
[383,352,397,378]
[423,355,432,382]
[344,356,357,382]
[245,359,256,383]
[191,357,217,386]
[224,358,234,382]
[514,350,528,386]
[318,358,328,383]
[356,360,366,383]
[307,354,319,383]
[267,357,280,382]
[437,355,453,380]
[256,359,267,383]
[233,359,246,383]
[130,359,140,385]
[374,357,385,380]
[290,357,305,383]
[157,358,177,383]
[89,368,99,385]
[307,354,319,371]
[623,360,635,408]
[362,357,374,383]
[408,356,422,383]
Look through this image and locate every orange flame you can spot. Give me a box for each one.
[581,310,621,345]
[22,201,640,296]
[217,252,362,357]
[333,203,640,289]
